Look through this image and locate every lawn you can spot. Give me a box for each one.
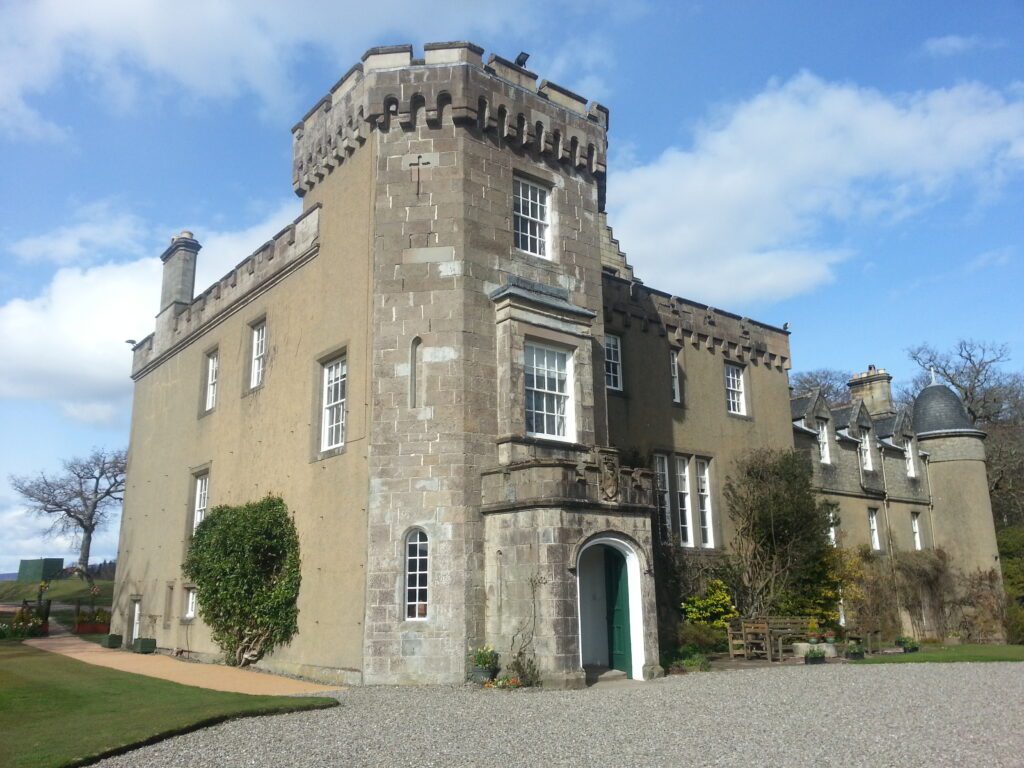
[0,642,336,768]
[0,579,114,603]
[854,643,1024,664]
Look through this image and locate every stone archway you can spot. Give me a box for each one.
[575,535,648,680]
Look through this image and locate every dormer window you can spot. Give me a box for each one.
[859,427,873,471]
[816,419,831,464]
[905,437,917,478]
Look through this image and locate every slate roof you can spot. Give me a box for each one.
[790,393,813,420]
[912,383,982,436]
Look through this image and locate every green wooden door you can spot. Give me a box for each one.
[604,548,632,677]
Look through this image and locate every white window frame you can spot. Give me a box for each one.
[868,508,881,551]
[604,334,623,391]
[670,349,681,403]
[524,342,574,441]
[653,453,670,539]
[250,322,266,389]
[859,428,873,471]
[512,176,550,258]
[696,458,714,548]
[905,437,917,478]
[676,456,694,547]
[828,523,837,546]
[192,474,209,533]
[912,512,922,551]
[817,419,831,464]
[404,529,429,621]
[204,351,218,411]
[724,363,746,415]
[185,588,197,620]
[320,357,347,451]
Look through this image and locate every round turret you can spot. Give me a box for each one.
[912,384,984,438]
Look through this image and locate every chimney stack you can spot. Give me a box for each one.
[159,231,201,314]
[847,365,895,417]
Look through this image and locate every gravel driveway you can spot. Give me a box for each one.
[96,663,1024,767]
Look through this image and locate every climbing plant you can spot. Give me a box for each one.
[182,495,302,666]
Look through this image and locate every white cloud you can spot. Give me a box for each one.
[608,73,1024,305]
[0,201,298,423]
[922,34,998,58]
[0,0,601,141]
[0,500,120,574]
[10,200,149,264]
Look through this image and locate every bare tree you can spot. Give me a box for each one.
[9,448,126,579]
[790,368,853,406]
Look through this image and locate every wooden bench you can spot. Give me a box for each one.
[741,619,772,661]
[766,616,812,660]
[727,618,746,659]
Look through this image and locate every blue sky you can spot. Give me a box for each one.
[1,1,1022,572]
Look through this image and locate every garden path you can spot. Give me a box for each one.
[24,627,339,696]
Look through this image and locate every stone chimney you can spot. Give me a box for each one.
[159,231,201,314]
[848,365,895,417]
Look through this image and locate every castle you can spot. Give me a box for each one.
[112,42,1002,686]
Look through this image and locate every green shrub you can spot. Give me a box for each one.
[1005,600,1024,645]
[182,495,301,667]
[681,579,739,629]
[676,622,728,657]
[682,654,712,672]
[469,645,499,669]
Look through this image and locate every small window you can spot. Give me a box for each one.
[321,358,347,451]
[816,419,831,464]
[524,342,573,440]
[604,334,622,391]
[905,437,917,478]
[405,530,429,620]
[828,523,837,546]
[670,350,681,404]
[696,458,714,548]
[192,474,209,533]
[725,363,746,415]
[185,588,198,620]
[676,456,693,547]
[912,512,922,551]
[653,454,670,539]
[513,177,549,258]
[204,351,218,411]
[868,508,881,550]
[859,428,873,471]
[250,322,266,389]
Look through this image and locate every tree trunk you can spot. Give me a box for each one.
[78,529,93,574]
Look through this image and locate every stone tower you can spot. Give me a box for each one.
[912,383,1001,578]
[291,43,659,686]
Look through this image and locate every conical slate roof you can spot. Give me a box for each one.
[912,384,979,436]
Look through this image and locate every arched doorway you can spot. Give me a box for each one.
[576,536,647,680]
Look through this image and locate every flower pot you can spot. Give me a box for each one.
[74,622,111,635]
[902,646,919,654]
[469,665,496,684]
[102,634,123,649]
[804,655,827,665]
[133,637,157,654]
[845,651,865,660]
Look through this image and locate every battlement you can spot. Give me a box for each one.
[291,41,610,198]
[131,205,320,378]
[601,275,792,372]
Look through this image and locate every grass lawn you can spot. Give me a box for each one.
[0,579,114,603]
[855,643,1024,664]
[0,642,336,768]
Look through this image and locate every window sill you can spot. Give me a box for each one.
[512,247,552,262]
[242,382,265,400]
[312,444,347,463]
[726,411,753,422]
[198,407,216,421]
[505,434,589,452]
[606,386,625,397]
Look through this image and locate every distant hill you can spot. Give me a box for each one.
[0,573,16,582]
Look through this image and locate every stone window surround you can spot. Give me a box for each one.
[198,344,219,418]
[859,427,874,472]
[320,357,347,452]
[493,290,596,455]
[650,449,718,549]
[403,528,429,622]
[508,164,561,264]
[604,333,623,392]
[524,339,575,442]
[724,361,746,416]
[183,461,212,551]
[243,312,269,396]
[817,417,831,464]
[309,342,350,463]
[868,507,882,550]
[183,586,198,622]
[512,174,551,259]
[670,348,681,404]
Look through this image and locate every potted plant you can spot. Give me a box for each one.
[895,636,913,648]
[844,642,865,660]
[468,645,500,684]
[102,633,123,649]
[902,640,920,654]
[805,647,827,665]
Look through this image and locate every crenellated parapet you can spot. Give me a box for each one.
[601,275,792,372]
[291,42,610,198]
[131,206,321,379]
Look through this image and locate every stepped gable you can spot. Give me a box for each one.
[291,42,610,199]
